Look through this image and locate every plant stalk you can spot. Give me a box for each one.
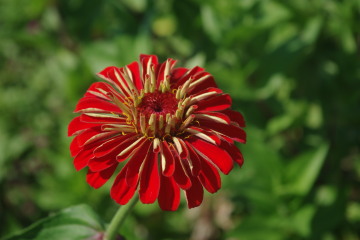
[104,196,138,240]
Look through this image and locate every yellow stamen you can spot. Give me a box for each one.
[180,78,192,98]
[179,114,195,132]
[185,105,197,117]
[140,114,146,134]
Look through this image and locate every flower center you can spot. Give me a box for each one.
[138,91,178,117]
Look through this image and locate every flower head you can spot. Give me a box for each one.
[68,54,246,210]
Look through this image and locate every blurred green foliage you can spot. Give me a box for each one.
[0,0,359,239]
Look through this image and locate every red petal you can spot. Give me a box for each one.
[97,66,120,84]
[93,134,135,158]
[156,61,166,86]
[139,151,160,204]
[220,141,244,167]
[173,66,204,88]
[172,146,192,190]
[195,94,232,112]
[75,97,122,114]
[125,140,152,187]
[73,147,93,171]
[220,109,246,127]
[191,87,223,98]
[126,61,143,90]
[188,126,221,145]
[219,134,234,144]
[86,163,118,189]
[110,165,137,205]
[198,156,221,193]
[80,114,126,124]
[185,141,202,176]
[84,82,112,100]
[70,136,81,157]
[198,119,246,143]
[188,72,217,95]
[88,154,116,172]
[188,136,233,175]
[116,136,147,162]
[77,127,119,147]
[161,141,175,177]
[194,112,231,125]
[73,138,109,171]
[158,175,180,211]
[175,138,189,159]
[86,80,126,103]
[76,126,101,146]
[179,139,190,159]
[68,116,98,137]
[170,67,188,86]
[98,67,132,98]
[185,176,203,209]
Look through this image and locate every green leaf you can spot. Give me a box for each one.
[292,204,316,237]
[201,5,221,42]
[4,205,104,240]
[283,143,329,196]
[301,16,323,45]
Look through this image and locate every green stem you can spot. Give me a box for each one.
[104,196,138,240]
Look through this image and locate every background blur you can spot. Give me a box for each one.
[1,0,359,239]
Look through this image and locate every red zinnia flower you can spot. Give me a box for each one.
[68,54,246,210]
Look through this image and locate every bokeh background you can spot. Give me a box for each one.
[1,0,360,239]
